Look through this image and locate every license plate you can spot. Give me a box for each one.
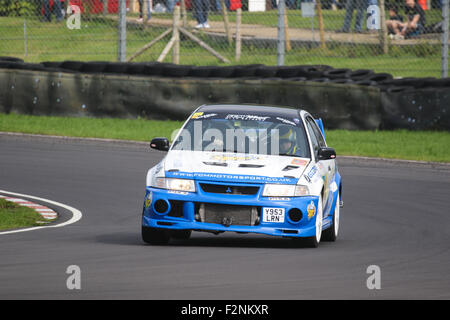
[262,207,285,223]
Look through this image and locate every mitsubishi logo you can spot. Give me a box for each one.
[222,217,233,226]
[226,187,232,193]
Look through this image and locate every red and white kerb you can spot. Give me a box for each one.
[0,195,57,220]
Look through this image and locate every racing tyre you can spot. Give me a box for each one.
[323,68,351,79]
[276,66,301,78]
[0,56,24,63]
[169,230,192,240]
[322,193,340,242]
[209,66,236,78]
[42,61,63,68]
[348,69,374,81]
[142,226,170,245]
[366,73,393,82]
[162,64,192,77]
[255,66,278,78]
[61,60,84,71]
[103,62,129,74]
[188,66,214,77]
[293,195,323,248]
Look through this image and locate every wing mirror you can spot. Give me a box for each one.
[150,137,170,151]
[318,147,336,160]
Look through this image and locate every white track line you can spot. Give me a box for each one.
[0,190,82,235]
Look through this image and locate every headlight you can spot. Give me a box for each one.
[155,178,196,192]
[262,184,309,197]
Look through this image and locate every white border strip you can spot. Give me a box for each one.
[0,190,82,235]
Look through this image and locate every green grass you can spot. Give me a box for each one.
[0,198,48,231]
[1,113,449,162]
[0,12,443,78]
[326,130,450,163]
[0,113,183,141]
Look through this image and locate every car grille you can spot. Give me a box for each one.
[197,203,260,226]
[199,183,259,195]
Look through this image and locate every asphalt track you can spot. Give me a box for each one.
[0,134,449,299]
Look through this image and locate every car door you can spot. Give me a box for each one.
[305,116,335,217]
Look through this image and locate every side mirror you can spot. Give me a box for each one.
[150,137,170,151]
[318,147,336,160]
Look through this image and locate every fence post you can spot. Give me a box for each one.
[277,0,286,66]
[173,5,180,64]
[118,0,127,62]
[379,0,388,54]
[442,0,449,78]
[24,19,27,58]
[103,0,108,15]
[236,8,242,61]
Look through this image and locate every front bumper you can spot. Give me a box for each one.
[142,183,325,238]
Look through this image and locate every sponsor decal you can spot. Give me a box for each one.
[276,117,297,126]
[154,162,163,175]
[307,201,316,220]
[307,166,318,179]
[191,112,204,119]
[192,113,218,120]
[209,154,262,162]
[291,158,308,166]
[145,192,152,208]
[225,114,270,122]
[166,171,298,184]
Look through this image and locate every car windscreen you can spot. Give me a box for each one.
[171,112,311,158]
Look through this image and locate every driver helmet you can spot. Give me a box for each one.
[278,126,297,155]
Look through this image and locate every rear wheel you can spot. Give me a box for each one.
[322,193,340,242]
[142,226,170,245]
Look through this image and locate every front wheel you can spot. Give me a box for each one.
[293,195,323,248]
[142,226,170,245]
[322,193,340,242]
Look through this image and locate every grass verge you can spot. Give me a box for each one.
[1,113,449,163]
[0,198,47,231]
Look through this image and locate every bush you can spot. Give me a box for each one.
[0,0,37,17]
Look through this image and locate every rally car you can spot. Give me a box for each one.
[142,104,342,247]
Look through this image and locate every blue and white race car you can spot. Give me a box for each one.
[142,104,342,247]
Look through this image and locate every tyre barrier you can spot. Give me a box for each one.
[348,69,375,81]
[0,58,449,130]
[322,68,352,79]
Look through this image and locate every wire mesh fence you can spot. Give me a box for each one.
[0,0,448,77]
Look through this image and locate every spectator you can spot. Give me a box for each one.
[388,0,426,39]
[336,0,367,33]
[386,5,404,37]
[137,0,151,22]
[166,0,176,12]
[194,0,210,28]
[43,0,63,22]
